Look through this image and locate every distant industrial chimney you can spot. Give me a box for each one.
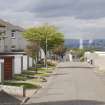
[89,39,93,45]
[79,39,83,49]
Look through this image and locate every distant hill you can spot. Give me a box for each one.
[64,39,80,48]
[64,39,105,50]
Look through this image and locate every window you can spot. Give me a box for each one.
[11,45,16,51]
[11,45,16,49]
[11,30,16,39]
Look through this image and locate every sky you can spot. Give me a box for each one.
[0,0,105,39]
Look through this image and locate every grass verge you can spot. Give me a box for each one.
[3,65,55,89]
[4,82,41,89]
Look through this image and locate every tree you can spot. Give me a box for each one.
[23,24,64,67]
[52,45,66,60]
[23,24,64,51]
[25,41,40,73]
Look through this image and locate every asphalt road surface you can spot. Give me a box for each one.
[25,62,105,105]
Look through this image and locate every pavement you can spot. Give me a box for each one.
[25,62,105,105]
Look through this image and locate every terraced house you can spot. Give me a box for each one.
[0,19,27,52]
[0,19,33,81]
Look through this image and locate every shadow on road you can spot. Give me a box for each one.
[25,100,105,105]
[0,90,21,105]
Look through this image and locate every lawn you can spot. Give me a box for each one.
[4,82,41,89]
[4,66,55,89]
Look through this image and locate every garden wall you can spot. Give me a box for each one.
[29,57,33,67]
[85,51,105,70]
[0,59,4,83]
[14,55,23,74]
[0,85,25,97]
[23,55,28,70]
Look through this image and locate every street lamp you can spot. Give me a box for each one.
[45,36,48,69]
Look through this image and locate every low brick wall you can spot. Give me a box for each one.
[0,85,25,97]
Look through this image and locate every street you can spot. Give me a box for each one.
[25,62,105,105]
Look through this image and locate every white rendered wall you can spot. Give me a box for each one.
[29,57,33,67]
[0,59,4,83]
[69,54,72,62]
[14,55,22,74]
[0,85,24,97]
[94,54,105,70]
[23,55,28,70]
[85,52,105,70]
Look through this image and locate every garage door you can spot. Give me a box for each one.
[4,57,13,80]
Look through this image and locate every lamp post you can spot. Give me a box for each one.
[34,40,40,73]
[45,36,48,69]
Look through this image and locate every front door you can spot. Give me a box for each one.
[4,57,13,80]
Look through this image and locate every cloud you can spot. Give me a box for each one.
[33,0,105,19]
[0,0,105,39]
[34,16,105,39]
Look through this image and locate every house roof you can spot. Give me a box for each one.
[0,19,13,27]
[0,19,24,31]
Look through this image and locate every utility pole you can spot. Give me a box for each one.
[80,39,83,49]
[45,37,48,69]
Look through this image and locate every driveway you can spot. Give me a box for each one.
[25,62,105,105]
